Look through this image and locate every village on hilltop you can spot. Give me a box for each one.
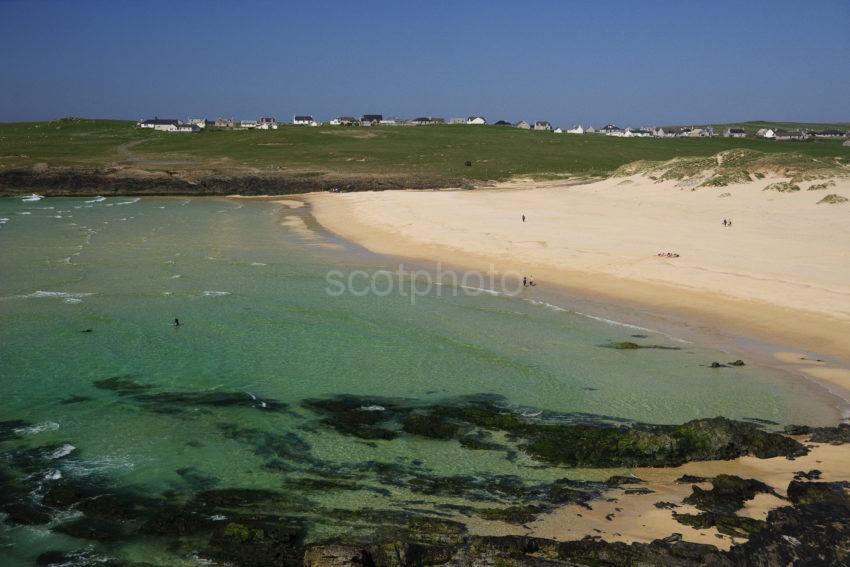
[136,114,849,142]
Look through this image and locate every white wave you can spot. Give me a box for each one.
[170,274,182,279]
[44,469,62,481]
[359,405,386,412]
[575,311,691,343]
[60,455,134,477]
[202,291,231,297]
[53,215,63,219]
[522,298,569,312]
[18,211,31,215]
[85,196,106,203]
[47,444,76,459]
[0,217,9,223]
[14,421,60,435]
[22,194,44,202]
[250,262,267,266]
[209,514,227,521]
[115,198,140,206]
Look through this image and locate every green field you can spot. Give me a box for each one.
[0,118,848,183]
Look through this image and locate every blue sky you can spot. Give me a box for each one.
[1,0,848,126]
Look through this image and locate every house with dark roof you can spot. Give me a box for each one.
[810,129,847,139]
[725,128,747,138]
[466,116,487,125]
[533,121,552,131]
[361,114,383,125]
[215,118,235,128]
[293,115,318,126]
[137,118,180,132]
[514,121,530,129]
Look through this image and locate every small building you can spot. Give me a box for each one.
[624,128,652,137]
[533,121,552,131]
[566,125,584,134]
[215,118,235,128]
[466,116,487,125]
[774,129,805,141]
[514,121,531,129]
[361,114,383,125]
[553,127,563,134]
[293,115,317,126]
[240,120,258,129]
[137,118,180,132]
[725,128,747,138]
[380,117,401,125]
[448,118,466,125]
[494,120,512,126]
[600,124,623,135]
[188,118,207,128]
[585,126,596,134]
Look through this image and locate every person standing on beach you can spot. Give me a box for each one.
[522,214,526,222]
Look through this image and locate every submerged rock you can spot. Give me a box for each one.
[200,516,305,567]
[92,376,153,395]
[603,341,681,350]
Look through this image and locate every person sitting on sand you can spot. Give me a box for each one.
[529,276,537,287]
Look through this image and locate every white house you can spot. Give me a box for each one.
[553,128,563,134]
[137,118,180,132]
[215,118,235,128]
[448,118,466,125]
[585,126,596,133]
[566,125,584,134]
[188,118,207,128]
[725,128,747,138]
[466,116,487,125]
[514,121,531,129]
[240,120,258,129]
[761,128,776,139]
[293,115,318,126]
[533,121,552,131]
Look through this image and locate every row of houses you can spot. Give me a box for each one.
[137,115,849,141]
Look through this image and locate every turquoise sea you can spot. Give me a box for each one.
[0,196,839,565]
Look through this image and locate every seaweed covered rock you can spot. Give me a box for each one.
[402,413,459,440]
[200,516,305,567]
[304,545,375,567]
[787,480,850,506]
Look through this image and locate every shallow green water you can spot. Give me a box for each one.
[0,196,837,565]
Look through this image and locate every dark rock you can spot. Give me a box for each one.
[606,475,645,486]
[304,545,375,567]
[302,395,407,440]
[674,511,766,537]
[727,502,850,565]
[793,469,822,481]
[808,423,850,444]
[0,420,29,442]
[655,501,679,509]
[683,475,776,514]
[402,413,459,440]
[624,487,655,495]
[709,362,727,368]
[603,341,681,350]
[54,516,126,541]
[728,360,746,366]
[135,390,287,412]
[783,424,811,436]
[1,500,52,524]
[676,474,711,484]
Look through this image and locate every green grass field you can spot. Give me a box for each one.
[1,118,847,183]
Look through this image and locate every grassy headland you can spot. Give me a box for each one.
[0,118,848,195]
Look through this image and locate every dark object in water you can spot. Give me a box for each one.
[728,359,745,366]
[464,160,472,167]
[80,329,93,333]
[603,341,680,350]
[174,317,180,326]
[709,362,727,368]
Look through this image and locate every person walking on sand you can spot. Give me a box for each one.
[522,214,526,223]
[722,218,727,227]
[522,276,528,287]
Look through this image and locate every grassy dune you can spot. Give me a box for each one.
[0,118,848,184]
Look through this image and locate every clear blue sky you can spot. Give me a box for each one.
[1,0,848,126]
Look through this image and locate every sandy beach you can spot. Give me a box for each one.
[307,174,850,384]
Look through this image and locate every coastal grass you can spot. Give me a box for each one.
[0,118,848,182]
